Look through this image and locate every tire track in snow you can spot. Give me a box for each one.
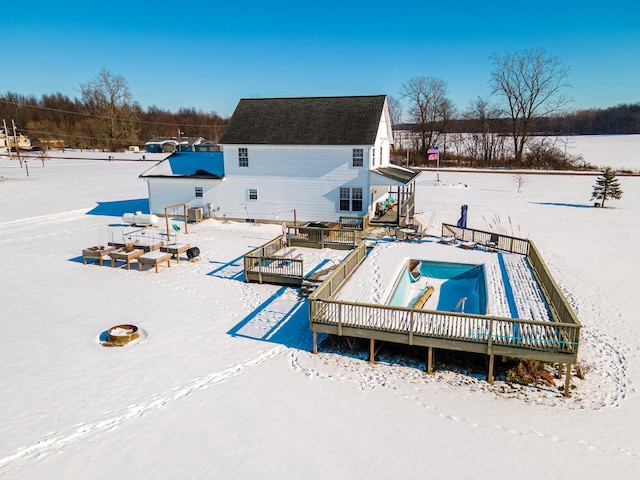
[0,345,286,473]
[0,209,107,247]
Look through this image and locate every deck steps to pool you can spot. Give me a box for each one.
[299,279,323,297]
[299,264,341,296]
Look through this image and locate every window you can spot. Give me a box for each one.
[339,187,363,212]
[372,147,376,166]
[239,148,248,167]
[195,187,203,198]
[339,188,350,211]
[352,188,363,211]
[248,188,258,200]
[352,148,363,167]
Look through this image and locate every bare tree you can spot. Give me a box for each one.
[400,76,452,158]
[38,148,48,167]
[387,95,403,147]
[490,48,571,165]
[513,173,527,193]
[464,96,507,167]
[79,69,139,150]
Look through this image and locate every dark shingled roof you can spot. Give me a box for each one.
[219,95,387,145]
[371,166,419,184]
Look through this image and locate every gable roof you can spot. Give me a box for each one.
[219,95,387,146]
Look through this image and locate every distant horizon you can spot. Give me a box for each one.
[1,0,639,118]
[2,90,639,123]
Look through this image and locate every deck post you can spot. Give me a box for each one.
[564,364,572,398]
[487,354,495,384]
[369,338,375,364]
[427,346,433,374]
[312,330,318,354]
[557,363,564,379]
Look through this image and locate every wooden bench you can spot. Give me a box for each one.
[138,251,172,273]
[82,246,115,266]
[160,243,191,263]
[109,248,144,270]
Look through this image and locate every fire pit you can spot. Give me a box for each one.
[106,324,139,345]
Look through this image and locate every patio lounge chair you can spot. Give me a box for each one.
[484,233,499,251]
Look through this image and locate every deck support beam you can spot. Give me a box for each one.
[487,354,495,384]
[564,364,572,398]
[427,347,434,374]
[312,331,318,354]
[557,363,564,379]
[369,338,375,364]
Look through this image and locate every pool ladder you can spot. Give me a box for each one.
[452,296,467,313]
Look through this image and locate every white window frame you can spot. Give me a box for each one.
[352,148,363,167]
[339,187,363,212]
[239,147,248,167]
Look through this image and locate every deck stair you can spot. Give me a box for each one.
[299,264,339,297]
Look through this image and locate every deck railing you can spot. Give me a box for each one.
[442,224,529,255]
[310,300,579,357]
[289,226,356,249]
[243,227,360,285]
[527,241,581,328]
[243,236,304,285]
[310,226,581,363]
[310,242,368,301]
[339,215,365,231]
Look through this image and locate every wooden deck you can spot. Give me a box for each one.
[308,229,581,391]
[244,226,357,285]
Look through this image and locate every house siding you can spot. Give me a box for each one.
[212,145,371,222]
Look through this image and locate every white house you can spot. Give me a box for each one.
[140,95,418,224]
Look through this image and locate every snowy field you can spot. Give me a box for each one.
[1,136,640,479]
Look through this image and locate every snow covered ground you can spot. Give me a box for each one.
[1,137,640,478]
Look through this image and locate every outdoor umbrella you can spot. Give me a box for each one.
[281,221,288,246]
[456,204,468,229]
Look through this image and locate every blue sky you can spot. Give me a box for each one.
[2,0,639,118]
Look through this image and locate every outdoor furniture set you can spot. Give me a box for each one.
[82,240,192,273]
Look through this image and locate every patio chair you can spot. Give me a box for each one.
[484,233,499,251]
[395,229,406,241]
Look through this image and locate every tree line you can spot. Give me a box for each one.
[0,69,227,151]
[391,48,639,170]
[2,58,638,165]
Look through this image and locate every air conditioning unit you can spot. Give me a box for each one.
[188,207,203,223]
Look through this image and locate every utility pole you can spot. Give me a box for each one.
[12,119,22,166]
[2,118,10,159]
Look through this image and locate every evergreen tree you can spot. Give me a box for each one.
[591,167,623,207]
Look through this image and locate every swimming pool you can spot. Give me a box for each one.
[387,260,488,314]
